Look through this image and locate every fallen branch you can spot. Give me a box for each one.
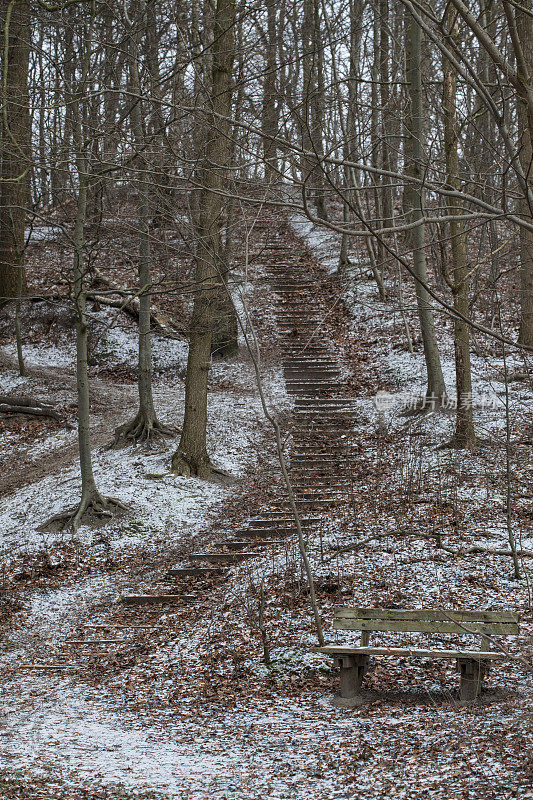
[330,530,533,559]
[89,267,184,340]
[329,530,397,556]
[423,531,533,559]
[0,394,64,422]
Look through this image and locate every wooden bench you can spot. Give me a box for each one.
[317,607,521,705]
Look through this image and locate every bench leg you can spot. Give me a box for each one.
[457,658,487,702]
[333,655,369,707]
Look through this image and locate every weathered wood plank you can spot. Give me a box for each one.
[187,552,258,563]
[334,606,520,623]
[315,646,511,660]
[120,594,196,605]
[167,567,227,578]
[333,619,519,635]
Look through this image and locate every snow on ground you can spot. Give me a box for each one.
[0,373,286,564]
[288,209,533,448]
[1,683,529,800]
[1,213,530,800]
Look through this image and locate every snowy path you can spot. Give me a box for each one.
[0,214,531,800]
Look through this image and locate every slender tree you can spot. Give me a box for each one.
[516,0,533,347]
[403,8,446,402]
[442,5,475,446]
[113,1,171,445]
[43,7,125,530]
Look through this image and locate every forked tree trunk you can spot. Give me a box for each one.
[404,11,446,402]
[443,7,476,447]
[172,0,236,478]
[0,0,30,307]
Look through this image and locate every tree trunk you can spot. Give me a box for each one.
[172,0,236,478]
[443,6,475,447]
[0,0,30,307]
[301,0,327,219]
[43,12,125,531]
[262,0,279,183]
[379,0,393,232]
[113,3,169,445]
[516,0,533,347]
[404,11,446,401]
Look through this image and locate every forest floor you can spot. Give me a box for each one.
[0,206,531,800]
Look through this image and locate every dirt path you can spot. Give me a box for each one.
[0,350,142,497]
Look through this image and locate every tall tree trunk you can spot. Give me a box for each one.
[443,6,475,446]
[172,0,236,478]
[301,0,327,219]
[262,0,279,183]
[44,13,125,531]
[379,0,393,232]
[404,10,446,401]
[516,0,533,347]
[0,0,30,307]
[113,2,170,445]
[371,6,384,265]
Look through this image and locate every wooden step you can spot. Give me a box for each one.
[224,539,285,549]
[236,529,294,539]
[187,552,259,563]
[120,594,197,605]
[166,567,228,578]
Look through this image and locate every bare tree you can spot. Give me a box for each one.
[43,7,125,531]
[403,8,446,401]
[441,5,475,446]
[172,0,237,478]
[0,0,30,307]
[113,0,172,446]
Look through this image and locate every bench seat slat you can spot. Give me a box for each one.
[334,606,520,624]
[316,646,512,660]
[333,619,519,635]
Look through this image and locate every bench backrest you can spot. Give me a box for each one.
[333,607,520,636]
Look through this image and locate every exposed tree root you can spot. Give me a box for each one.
[171,450,214,480]
[438,429,484,451]
[40,492,128,533]
[171,448,235,485]
[440,433,481,451]
[111,412,178,448]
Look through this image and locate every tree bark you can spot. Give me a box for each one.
[262,0,279,183]
[172,0,236,478]
[301,0,327,219]
[404,10,446,401]
[516,0,533,347]
[0,0,30,307]
[442,6,476,447]
[113,2,170,446]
